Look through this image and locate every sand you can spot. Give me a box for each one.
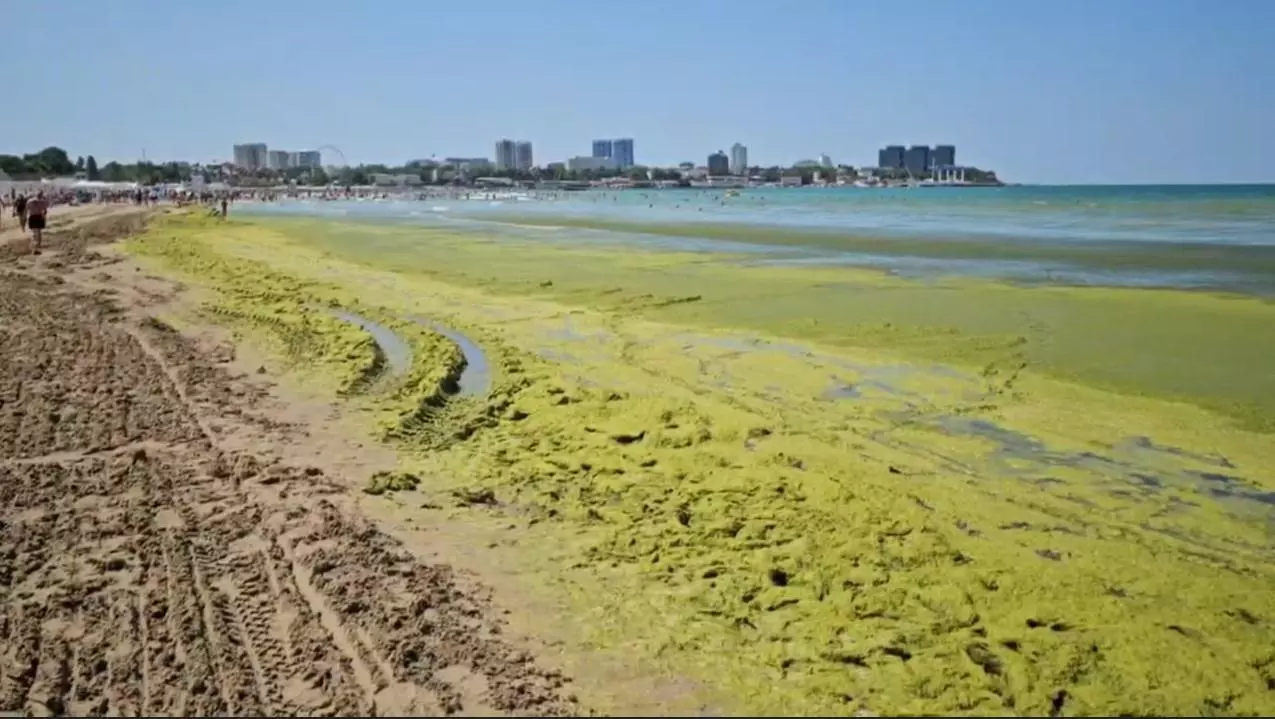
[0,213,579,717]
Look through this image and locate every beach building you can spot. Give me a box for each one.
[442,157,492,175]
[567,156,617,172]
[495,140,533,171]
[233,143,268,171]
[729,143,748,175]
[931,145,956,168]
[267,150,291,171]
[494,140,516,171]
[877,146,905,170]
[370,173,423,187]
[591,138,635,169]
[611,139,635,169]
[707,151,729,176]
[292,150,322,169]
[515,141,534,171]
[904,145,931,174]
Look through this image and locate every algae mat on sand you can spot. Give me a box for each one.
[126,214,1275,717]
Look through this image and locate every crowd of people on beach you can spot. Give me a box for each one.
[1,184,237,254]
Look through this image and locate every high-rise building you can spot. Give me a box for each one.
[233,143,268,170]
[904,145,931,173]
[931,145,956,168]
[591,138,634,169]
[515,141,533,171]
[611,138,635,169]
[495,139,517,170]
[267,150,291,171]
[819,154,833,168]
[729,143,748,175]
[707,151,730,176]
[878,145,905,169]
[294,150,322,169]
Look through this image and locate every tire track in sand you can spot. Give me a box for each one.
[0,214,579,717]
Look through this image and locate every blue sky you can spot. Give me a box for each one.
[4,0,1272,184]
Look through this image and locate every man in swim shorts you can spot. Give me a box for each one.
[25,192,48,254]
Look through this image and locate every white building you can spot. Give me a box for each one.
[233,143,268,170]
[566,156,617,172]
[819,154,833,168]
[729,143,748,175]
[370,173,423,187]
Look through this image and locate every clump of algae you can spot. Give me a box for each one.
[405,361,1275,716]
[362,470,421,495]
[126,215,386,394]
[128,212,1275,717]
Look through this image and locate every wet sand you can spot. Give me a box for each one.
[0,213,581,716]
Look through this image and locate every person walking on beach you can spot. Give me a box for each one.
[13,193,28,233]
[26,192,48,254]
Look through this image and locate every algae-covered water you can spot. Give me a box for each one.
[125,212,1275,717]
[246,184,1275,294]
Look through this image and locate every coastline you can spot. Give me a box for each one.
[111,210,1275,715]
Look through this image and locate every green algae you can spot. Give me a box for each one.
[123,213,1275,717]
[362,470,422,495]
[260,217,1275,433]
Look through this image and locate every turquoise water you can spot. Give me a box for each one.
[245,185,1275,294]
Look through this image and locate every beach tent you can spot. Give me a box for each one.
[71,179,140,190]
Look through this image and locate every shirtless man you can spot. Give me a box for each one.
[25,192,48,254]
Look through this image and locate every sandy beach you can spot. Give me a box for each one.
[3,206,1273,716]
[0,212,583,716]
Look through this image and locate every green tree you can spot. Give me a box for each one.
[24,146,75,175]
[0,155,27,176]
[101,161,125,182]
[160,162,183,182]
[85,156,100,181]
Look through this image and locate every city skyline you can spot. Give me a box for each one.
[232,143,321,172]
[15,2,1269,183]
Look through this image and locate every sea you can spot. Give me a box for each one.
[242,184,1275,295]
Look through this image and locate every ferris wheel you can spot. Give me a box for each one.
[316,145,347,167]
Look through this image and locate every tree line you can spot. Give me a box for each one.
[0,146,196,185]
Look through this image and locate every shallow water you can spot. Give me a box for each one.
[326,308,413,377]
[243,185,1275,295]
[410,316,492,396]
